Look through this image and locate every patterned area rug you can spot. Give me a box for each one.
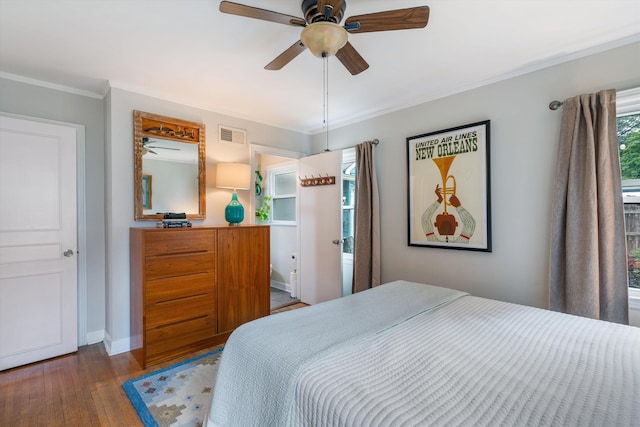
[123,349,223,427]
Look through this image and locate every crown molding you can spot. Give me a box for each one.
[0,71,105,99]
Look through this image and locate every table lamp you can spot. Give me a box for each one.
[216,162,251,225]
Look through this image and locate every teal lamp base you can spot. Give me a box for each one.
[225,191,244,226]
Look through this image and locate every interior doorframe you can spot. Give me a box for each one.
[0,111,88,345]
[250,144,303,290]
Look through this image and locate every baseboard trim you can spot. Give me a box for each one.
[103,331,130,356]
[270,280,291,293]
[86,329,105,345]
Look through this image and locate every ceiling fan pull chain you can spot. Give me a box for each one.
[323,53,330,152]
[323,52,327,130]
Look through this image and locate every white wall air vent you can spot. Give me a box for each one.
[219,125,246,145]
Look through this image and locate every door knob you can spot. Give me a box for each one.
[63,249,75,257]
[332,239,344,245]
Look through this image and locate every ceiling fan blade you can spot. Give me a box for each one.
[345,6,430,33]
[148,146,180,151]
[265,40,307,70]
[335,42,369,75]
[219,1,306,27]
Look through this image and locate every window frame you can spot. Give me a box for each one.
[267,164,297,226]
[342,169,355,257]
[617,87,640,302]
[341,150,356,258]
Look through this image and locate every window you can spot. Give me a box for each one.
[617,88,640,292]
[268,165,296,224]
[342,161,356,255]
[622,177,640,290]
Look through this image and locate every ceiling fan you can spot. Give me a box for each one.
[142,137,180,155]
[219,0,430,75]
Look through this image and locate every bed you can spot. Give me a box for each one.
[205,280,640,426]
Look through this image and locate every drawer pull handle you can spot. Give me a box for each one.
[150,314,209,330]
[152,249,210,257]
[152,292,210,305]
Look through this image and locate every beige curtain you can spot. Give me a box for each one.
[549,89,629,324]
[352,140,381,293]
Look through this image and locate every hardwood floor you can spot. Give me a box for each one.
[271,301,307,314]
[0,302,308,427]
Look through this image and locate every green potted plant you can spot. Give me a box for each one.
[256,195,271,223]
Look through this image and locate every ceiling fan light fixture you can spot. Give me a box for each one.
[300,22,348,58]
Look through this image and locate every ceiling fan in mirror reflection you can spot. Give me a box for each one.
[141,136,180,155]
[142,137,198,163]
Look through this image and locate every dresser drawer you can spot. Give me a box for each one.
[146,293,216,330]
[145,252,215,281]
[145,272,214,305]
[145,229,216,256]
[146,315,217,360]
[130,226,269,369]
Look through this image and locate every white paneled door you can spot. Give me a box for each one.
[298,150,343,304]
[0,115,78,371]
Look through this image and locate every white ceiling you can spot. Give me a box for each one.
[1,0,639,134]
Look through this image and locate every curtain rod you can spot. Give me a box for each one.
[324,139,380,152]
[549,87,637,111]
[346,138,380,149]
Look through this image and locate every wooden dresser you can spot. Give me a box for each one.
[130,225,270,368]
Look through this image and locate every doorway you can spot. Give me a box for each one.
[251,145,302,310]
[253,145,357,308]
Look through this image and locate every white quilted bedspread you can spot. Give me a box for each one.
[206,281,640,427]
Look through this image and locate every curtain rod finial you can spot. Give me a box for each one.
[549,100,563,110]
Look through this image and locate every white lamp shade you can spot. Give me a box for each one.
[216,162,251,190]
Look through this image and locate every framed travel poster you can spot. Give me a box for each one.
[407,120,491,251]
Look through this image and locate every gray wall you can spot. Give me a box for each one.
[311,42,640,310]
[104,87,310,353]
[0,78,106,339]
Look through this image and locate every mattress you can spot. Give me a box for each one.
[205,280,640,426]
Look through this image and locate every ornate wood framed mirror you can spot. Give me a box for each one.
[134,110,206,220]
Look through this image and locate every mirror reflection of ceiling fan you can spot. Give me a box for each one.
[219,0,430,75]
[142,137,181,155]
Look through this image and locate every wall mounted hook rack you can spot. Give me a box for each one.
[299,174,336,187]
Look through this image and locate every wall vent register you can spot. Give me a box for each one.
[219,125,246,145]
